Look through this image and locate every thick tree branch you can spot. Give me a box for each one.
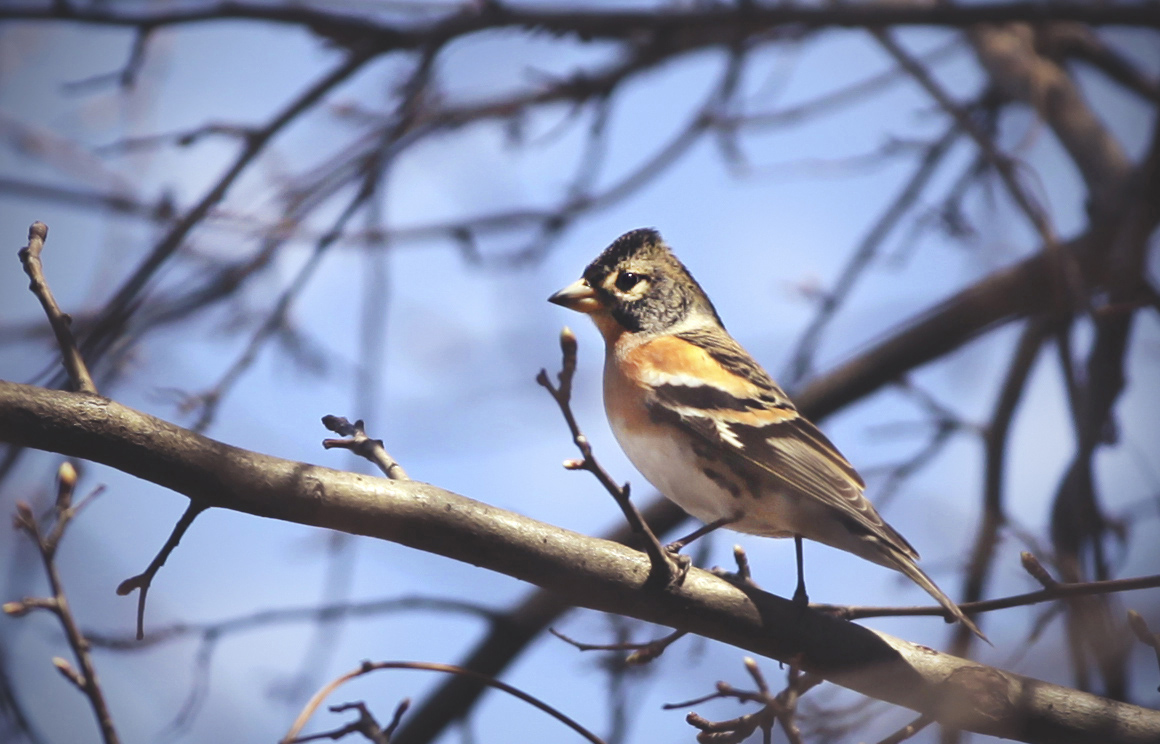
[794,227,1103,420]
[3,2,1158,40]
[968,22,1133,203]
[0,381,1158,744]
[393,496,689,744]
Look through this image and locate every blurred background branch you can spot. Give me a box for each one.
[1,2,1156,743]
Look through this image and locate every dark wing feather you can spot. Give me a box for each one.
[649,330,916,558]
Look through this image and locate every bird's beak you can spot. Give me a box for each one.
[548,278,603,314]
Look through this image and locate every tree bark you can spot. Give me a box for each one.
[1,380,1157,744]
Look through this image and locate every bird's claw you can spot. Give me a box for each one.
[663,545,691,587]
[643,544,690,590]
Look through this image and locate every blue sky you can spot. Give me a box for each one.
[1,9,1158,744]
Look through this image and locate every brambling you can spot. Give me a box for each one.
[549,228,985,640]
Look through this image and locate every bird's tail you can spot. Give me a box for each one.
[886,548,990,645]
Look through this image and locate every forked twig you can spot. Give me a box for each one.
[117,500,208,640]
[288,699,407,744]
[536,327,683,587]
[18,221,98,394]
[821,552,1160,621]
[550,627,688,666]
[1127,610,1160,692]
[666,656,823,744]
[322,415,409,480]
[282,660,605,744]
[5,463,119,744]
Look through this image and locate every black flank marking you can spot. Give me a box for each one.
[702,467,742,498]
[690,440,716,461]
[741,472,764,500]
[645,395,682,426]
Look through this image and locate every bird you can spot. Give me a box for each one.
[548,227,986,641]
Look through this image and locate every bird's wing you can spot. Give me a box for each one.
[639,329,918,559]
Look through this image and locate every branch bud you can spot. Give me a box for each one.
[52,657,85,690]
[1020,551,1058,588]
[1128,609,1156,646]
[13,501,35,532]
[686,711,711,729]
[559,326,577,356]
[57,461,77,489]
[56,462,77,511]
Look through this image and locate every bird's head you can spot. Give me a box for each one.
[548,228,722,339]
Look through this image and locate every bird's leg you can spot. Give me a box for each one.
[665,517,736,554]
[792,534,809,606]
[655,517,736,587]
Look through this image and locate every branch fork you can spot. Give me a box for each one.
[537,327,686,589]
[17,221,98,394]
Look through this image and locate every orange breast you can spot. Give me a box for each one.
[625,335,765,398]
[603,343,654,437]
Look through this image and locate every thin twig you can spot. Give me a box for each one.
[950,317,1050,658]
[17,222,98,394]
[186,181,378,432]
[116,500,208,640]
[322,416,409,480]
[282,661,606,744]
[550,627,688,666]
[288,700,398,744]
[876,714,933,744]
[5,464,119,744]
[783,121,963,385]
[537,327,681,587]
[73,47,377,386]
[824,565,1160,621]
[185,43,441,432]
[86,595,494,650]
[870,30,1061,253]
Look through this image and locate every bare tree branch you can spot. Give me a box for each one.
[17,222,97,394]
[950,316,1050,658]
[72,46,376,385]
[1,381,1159,744]
[283,661,605,744]
[3,2,1158,39]
[4,464,119,744]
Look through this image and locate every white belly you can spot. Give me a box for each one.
[607,417,799,538]
[600,337,797,537]
[612,423,736,525]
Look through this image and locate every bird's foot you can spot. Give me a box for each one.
[658,538,691,584]
[664,549,692,588]
[642,541,691,590]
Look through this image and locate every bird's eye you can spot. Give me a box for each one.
[615,271,643,292]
